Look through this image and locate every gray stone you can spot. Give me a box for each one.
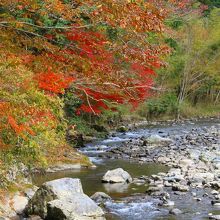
[209,215,220,220]
[211,190,219,195]
[90,192,111,203]
[117,126,127,133]
[179,159,194,167]
[192,192,197,197]
[214,163,220,170]
[146,185,163,194]
[164,181,172,187]
[210,181,220,189]
[147,135,173,144]
[132,178,146,185]
[211,200,220,206]
[169,208,182,215]
[163,200,175,207]
[102,168,132,183]
[190,172,214,183]
[172,184,189,192]
[47,194,105,220]
[26,178,84,218]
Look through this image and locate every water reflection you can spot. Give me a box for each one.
[103,182,129,194]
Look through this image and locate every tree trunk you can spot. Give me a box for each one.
[177,23,193,120]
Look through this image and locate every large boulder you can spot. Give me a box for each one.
[47,194,105,220]
[26,178,104,219]
[102,168,132,183]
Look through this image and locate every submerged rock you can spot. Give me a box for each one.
[102,168,132,183]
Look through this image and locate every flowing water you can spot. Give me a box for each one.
[33,118,220,220]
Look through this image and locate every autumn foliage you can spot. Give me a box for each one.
[0,0,204,168]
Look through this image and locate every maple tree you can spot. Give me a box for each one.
[0,0,207,172]
[0,0,179,114]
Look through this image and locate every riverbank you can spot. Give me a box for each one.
[0,146,92,219]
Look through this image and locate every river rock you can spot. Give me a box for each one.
[211,200,220,206]
[146,135,173,144]
[172,184,189,192]
[146,184,163,194]
[157,157,168,163]
[214,163,220,170]
[191,172,215,183]
[179,159,194,167]
[102,168,132,183]
[91,192,111,203]
[169,208,183,215]
[116,126,127,133]
[163,200,175,207]
[47,194,105,220]
[210,181,220,189]
[26,178,104,219]
[209,215,220,220]
[211,190,219,195]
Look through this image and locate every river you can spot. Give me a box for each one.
[33,118,220,220]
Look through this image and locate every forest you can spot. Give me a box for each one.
[0,0,219,220]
